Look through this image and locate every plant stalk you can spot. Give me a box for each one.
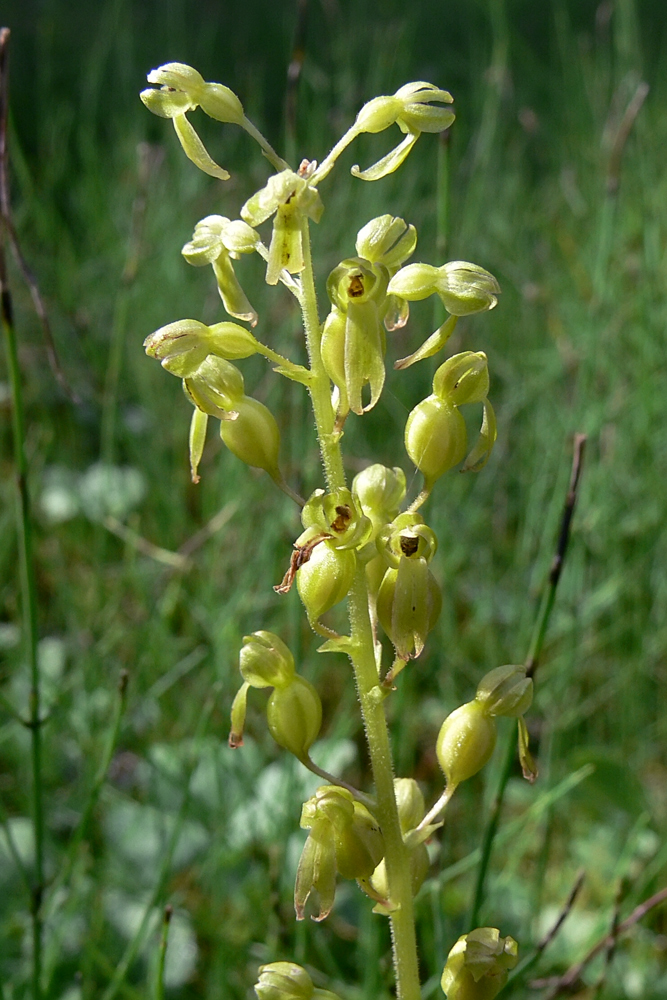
[298,217,421,1000]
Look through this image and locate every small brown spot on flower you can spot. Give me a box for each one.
[400,534,419,557]
[331,505,352,532]
[348,275,364,298]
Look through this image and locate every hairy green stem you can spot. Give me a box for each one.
[298,219,345,489]
[298,218,421,1000]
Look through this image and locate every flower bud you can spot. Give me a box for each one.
[435,262,500,316]
[441,928,518,1000]
[144,319,212,377]
[184,356,245,416]
[436,701,497,790]
[352,464,406,531]
[394,777,425,834]
[405,395,467,485]
[182,215,260,265]
[296,543,356,622]
[393,81,455,134]
[267,676,322,759]
[432,352,490,406]
[219,395,281,479]
[254,962,313,1000]
[355,215,417,271]
[475,665,533,719]
[239,631,295,689]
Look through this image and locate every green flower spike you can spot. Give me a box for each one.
[182,216,260,325]
[229,632,321,758]
[405,351,497,488]
[254,961,342,1000]
[321,257,389,418]
[351,82,455,181]
[368,778,430,913]
[242,169,324,285]
[295,786,384,921]
[441,928,518,1000]
[140,62,244,180]
[376,513,442,666]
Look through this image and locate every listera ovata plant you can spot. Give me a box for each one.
[141,63,534,1000]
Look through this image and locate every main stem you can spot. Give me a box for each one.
[298,219,421,1000]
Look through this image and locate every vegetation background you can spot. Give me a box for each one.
[1,0,666,997]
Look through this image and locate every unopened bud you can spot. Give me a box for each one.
[432,352,489,406]
[355,215,417,271]
[352,464,406,529]
[441,928,518,1000]
[254,962,313,1000]
[184,356,245,416]
[475,665,533,718]
[435,262,500,316]
[239,631,295,689]
[436,701,496,790]
[394,777,425,834]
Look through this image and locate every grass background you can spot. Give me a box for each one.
[1,0,666,997]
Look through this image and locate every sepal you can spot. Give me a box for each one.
[172,113,230,180]
[240,631,296,689]
[355,215,417,271]
[475,665,533,718]
[184,356,245,415]
[189,407,208,483]
[394,315,458,370]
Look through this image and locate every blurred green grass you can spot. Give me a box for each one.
[1,0,667,997]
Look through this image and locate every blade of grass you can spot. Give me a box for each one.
[469,434,587,928]
[0,27,45,1000]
